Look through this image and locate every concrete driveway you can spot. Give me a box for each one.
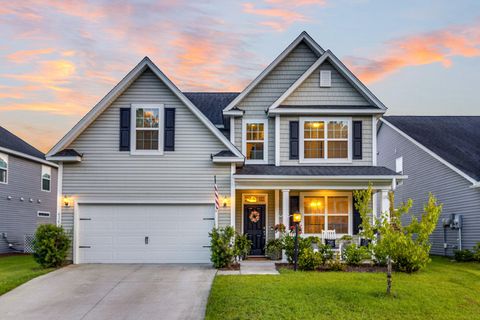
[0,264,216,320]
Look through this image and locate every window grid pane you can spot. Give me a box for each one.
[327,121,348,139]
[246,142,264,160]
[136,108,159,129]
[42,179,50,191]
[303,195,349,234]
[246,122,265,160]
[0,169,6,183]
[136,130,159,150]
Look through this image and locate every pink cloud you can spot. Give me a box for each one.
[346,21,480,83]
[6,48,54,63]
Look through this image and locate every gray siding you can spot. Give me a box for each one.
[234,41,318,165]
[378,123,480,255]
[280,116,373,166]
[0,155,57,253]
[62,69,231,225]
[283,61,370,106]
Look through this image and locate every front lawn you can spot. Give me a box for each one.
[206,256,480,320]
[0,254,54,295]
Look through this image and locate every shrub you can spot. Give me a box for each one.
[317,243,334,264]
[283,235,312,264]
[473,243,480,262]
[342,244,370,266]
[328,253,346,271]
[33,224,71,268]
[234,233,252,261]
[265,239,283,260]
[298,247,322,271]
[209,226,235,268]
[454,249,475,262]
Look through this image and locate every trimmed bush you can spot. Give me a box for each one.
[342,244,370,266]
[33,224,71,268]
[454,249,475,262]
[209,226,235,268]
[298,247,322,271]
[473,242,480,262]
[265,238,283,260]
[234,233,252,261]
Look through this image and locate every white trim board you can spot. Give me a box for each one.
[380,118,478,186]
[0,146,58,168]
[223,31,324,113]
[47,57,244,159]
[269,50,387,111]
[268,108,384,115]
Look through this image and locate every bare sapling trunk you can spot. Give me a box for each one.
[386,256,392,295]
[386,191,395,295]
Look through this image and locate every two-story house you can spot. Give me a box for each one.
[0,126,58,253]
[46,32,405,264]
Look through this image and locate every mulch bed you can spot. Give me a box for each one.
[0,252,30,258]
[276,263,387,273]
[219,263,240,271]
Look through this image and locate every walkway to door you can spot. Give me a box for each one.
[217,260,279,275]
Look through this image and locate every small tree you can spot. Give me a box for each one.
[33,224,71,268]
[209,226,235,268]
[354,186,442,295]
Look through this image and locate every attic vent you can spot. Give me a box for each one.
[320,70,331,87]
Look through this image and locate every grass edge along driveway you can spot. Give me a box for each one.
[206,256,480,320]
[0,254,54,296]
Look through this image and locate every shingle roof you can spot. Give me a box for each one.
[51,149,83,157]
[383,116,480,181]
[0,126,45,160]
[235,165,399,176]
[213,150,237,157]
[183,92,240,126]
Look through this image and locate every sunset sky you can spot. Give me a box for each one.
[1,0,479,152]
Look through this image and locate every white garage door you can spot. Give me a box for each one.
[78,204,214,263]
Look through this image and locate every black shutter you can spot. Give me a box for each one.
[352,120,362,160]
[119,108,130,151]
[289,121,299,160]
[288,196,300,229]
[164,108,175,151]
[353,196,362,235]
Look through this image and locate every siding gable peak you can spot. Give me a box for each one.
[269,50,387,111]
[47,57,244,159]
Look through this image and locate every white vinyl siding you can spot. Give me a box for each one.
[283,62,370,106]
[62,69,232,225]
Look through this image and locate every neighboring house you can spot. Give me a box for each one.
[0,126,58,254]
[46,32,405,264]
[378,116,480,256]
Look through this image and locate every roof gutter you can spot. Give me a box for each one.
[234,174,408,180]
[0,146,58,168]
[268,108,385,115]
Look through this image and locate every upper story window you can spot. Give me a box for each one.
[131,104,164,154]
[41,165,51,192]
[0,152,8,184]
[395,156,403,174]
[243,119,268,164]
[300,118,351,163]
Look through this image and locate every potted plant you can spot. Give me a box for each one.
[265,238,283,260]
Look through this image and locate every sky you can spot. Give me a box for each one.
[0,0,479,152]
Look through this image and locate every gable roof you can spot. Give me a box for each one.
[0,126,57,167]
[184,92,239,126]
[47,57,243,159]
[269,50,386,111]
[223,31,324,112]
[381,116,480,183]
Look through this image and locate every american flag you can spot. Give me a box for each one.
[214,176,219,227]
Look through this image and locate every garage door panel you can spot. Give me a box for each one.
[78,204,215,263]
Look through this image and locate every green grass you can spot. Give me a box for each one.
[206,257,480,320]
[0,254,54,295]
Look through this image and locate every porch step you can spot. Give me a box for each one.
[240,260,279,275]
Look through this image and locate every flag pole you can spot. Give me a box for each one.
[214,175,219,228]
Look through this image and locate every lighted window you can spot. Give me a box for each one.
[131,104,164,153]
[303,195,350,234]
[41,165,51,192]
[301,119,350,161]
[0,153,7,184]
[244,120,267,163]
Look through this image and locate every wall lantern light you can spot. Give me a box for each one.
[245,196,257,203]
[223,196,228,208]
[63,195,73,207]
[293,213,302,223]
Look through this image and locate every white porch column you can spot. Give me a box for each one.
[372,191,378,223]
[380,189,390,221]
[281,190,290,262]
[274,189,280,238]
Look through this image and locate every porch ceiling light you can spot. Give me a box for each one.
[293,213,302,223]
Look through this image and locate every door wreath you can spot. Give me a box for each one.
[249,210,260,223]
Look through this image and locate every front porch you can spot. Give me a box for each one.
[230,165,405,256]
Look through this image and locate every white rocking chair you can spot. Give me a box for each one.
[321,230,340,253]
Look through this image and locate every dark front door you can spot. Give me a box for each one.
[244,205,266,255]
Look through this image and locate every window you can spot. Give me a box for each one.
[37,211,51,218]
[320,70,331,87]
[302,193,351,234]
[300,118,351,162]
[131,104,164,154]
[41,165,51,192]
[243,119,268,163]
[0,152,7,184]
